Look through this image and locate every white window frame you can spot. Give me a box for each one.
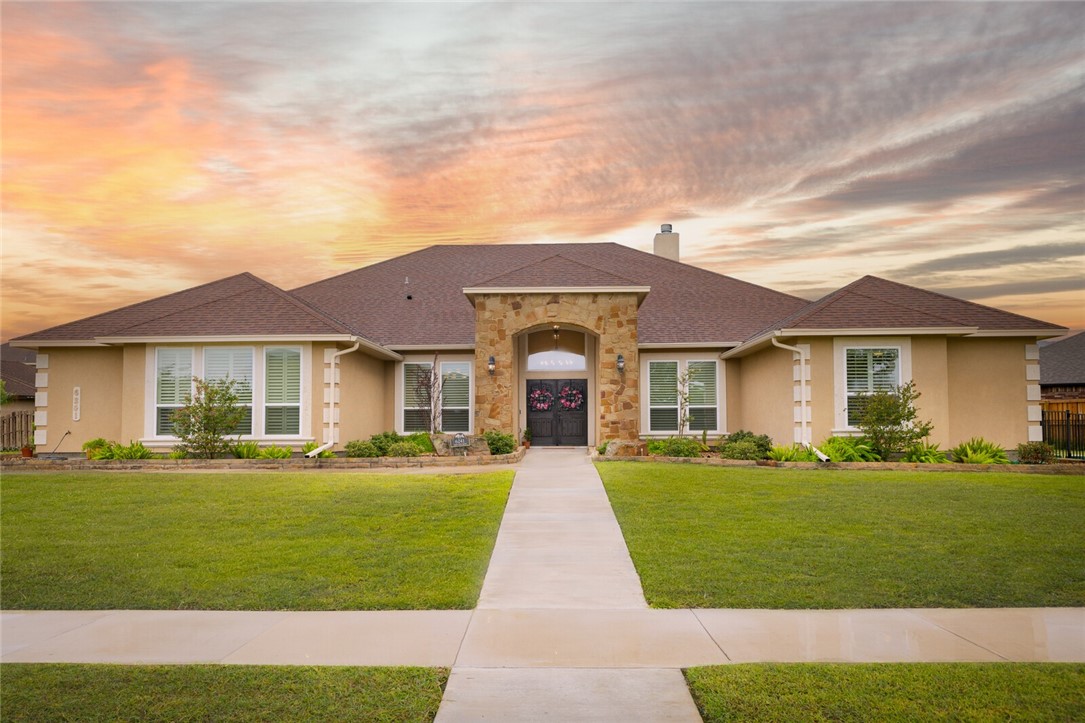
[264,346,303,437]
[641,354,723,437]
[396,354,474,434]
[204,346,255,435]
[440,360,472,433]
[833,337,912,433]
[154,347,194,436]
[144,344,311,442]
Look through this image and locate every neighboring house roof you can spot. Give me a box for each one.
[12,273,364,344]
[1040,331,1085,386]
[764,276,1065,334]
[0,342,36,399]
[292,243,809,347]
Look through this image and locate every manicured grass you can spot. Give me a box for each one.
[1,472,512,610]
[685,663,1085,722]
[0,664,446,722]
[597,463,1085,608]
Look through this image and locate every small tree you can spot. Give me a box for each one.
[0,379,11,405]
[857,381,934,458]
[171,377,245,459]
[413,353,442,432]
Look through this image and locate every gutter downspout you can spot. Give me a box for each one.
[305,340,361,458]
[771,337,828,461]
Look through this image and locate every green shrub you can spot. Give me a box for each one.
[170,377,247,459]
[344,440,381,458]
[718,439,766,460]
[719,430,773,457]
[817,436,880,462]
[647,437,703,458]
[167,449,187,460]
[258,445,293,459]
[482,430,516,456]
[404,432,435,454]
[94,441,155,460]
[1015,441,1056,465]
[368,431,403,456]
[766,444,818,462]
[950,437,1009,464]
[597,442,609,455]
[231,441,262,459]
[301,441,336,458]
[81,438,109,456]
[902,441,948,464]
[856,381,934,458]
[386,441,420,457]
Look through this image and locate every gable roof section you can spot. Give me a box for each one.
[292,243,809,347]
[770,276,1066,334]
[13,273,361,345]
[1040,331,1085,385]
[1,358,36,398]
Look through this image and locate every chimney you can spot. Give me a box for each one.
[653,224,679,262]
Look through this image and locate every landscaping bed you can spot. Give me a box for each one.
[1,472,513,610]
[598,463,1085,609]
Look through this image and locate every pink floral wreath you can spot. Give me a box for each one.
[558,385,585,411]
[528,387,554,412]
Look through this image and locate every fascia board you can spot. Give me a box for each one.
[639,342,739,350]
[7,340,111,348]
[387,344,476,352]
[92,334,403,360]
[463,286,651,295]
[779,326,979,336]
[965,329,1068,338]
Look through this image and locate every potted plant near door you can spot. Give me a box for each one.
[522,427,532,448]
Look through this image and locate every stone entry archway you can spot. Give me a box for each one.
[526,379,588,446]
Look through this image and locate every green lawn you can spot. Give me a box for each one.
[0,664,446,722]
[1,472,512,610]
[685,663,1085,722]
[598,463,1085,608]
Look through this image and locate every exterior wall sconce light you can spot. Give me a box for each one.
[617,353,625,374]
[488,355,496,376]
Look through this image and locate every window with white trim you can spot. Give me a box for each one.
[264,347,301,435]
[403,362,432,432]
[845,347,900,426]
[440,361,471,433]
[156,348,193,435]
[648,360,679,432]
[204,347,254,435]
[687,360,718,431]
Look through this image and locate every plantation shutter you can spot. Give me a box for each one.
[265,348,301,434]
[440,362,471,433]
[156,348,192,435]
[687,360,718,432]
[845,348,899,426]
[649,361,679,432]
[205,347,253,434]
[403,363,431,432]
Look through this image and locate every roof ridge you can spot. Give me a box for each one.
[844,276,968,327]
[468,251,643,287]
[240,274,366,339]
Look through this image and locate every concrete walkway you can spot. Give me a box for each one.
[3,447,1085,720]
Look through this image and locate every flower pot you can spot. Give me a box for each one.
[20,446,33,458]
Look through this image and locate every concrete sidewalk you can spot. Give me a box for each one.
[3,447,1084,721]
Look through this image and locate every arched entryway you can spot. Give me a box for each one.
[520,325,593,446]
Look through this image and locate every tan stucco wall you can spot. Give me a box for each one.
[910,336,950,447]
[334,347,392,443]
[947,337,1030,447]
[38,347,125,453]
[474,292,640,443]
[803,338,834,442]
[734,344,796,445]
[119,344,147,442]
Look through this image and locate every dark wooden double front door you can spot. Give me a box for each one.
[526,379,588,446]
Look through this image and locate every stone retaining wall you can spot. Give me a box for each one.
[1,447,526,472]
[594,453,1084,475]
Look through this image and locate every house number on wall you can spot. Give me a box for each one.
[72,387,81,421]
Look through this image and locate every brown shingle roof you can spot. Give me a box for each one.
[469,253,644,289]
[292,243,809,346]
[1,359,36,398]
[766,275,1066,334]
[13,273,358,343]
[1040,332,1085,385]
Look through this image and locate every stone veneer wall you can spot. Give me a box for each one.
[473,292,641,442]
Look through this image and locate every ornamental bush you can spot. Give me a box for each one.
[93,440,156,460]
[368,431,403,456]
[170,377,246,459]
[856,381,934,459]
[258,445,292,459]
[718,430,773,458]
[902,441,948,464]
[949,437,1008,464]
[345,440,381,458]
[718,439,765,460]
[386,441,421,457]
[817,436,880,462]
[482,430,516,456]
[766,444,817,462]
[1016,441,1055,464]
[231,441,262,459]
[648,436,703,458]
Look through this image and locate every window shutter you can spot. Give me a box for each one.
[205,348,253,403]
[441,364,470,408]
[687,361,716,406]
[649,361,679,432]
[266,348,300,404]
[156,348,192,405]
[403,363,431,409]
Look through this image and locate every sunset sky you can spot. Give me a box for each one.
[3,1,1083,342]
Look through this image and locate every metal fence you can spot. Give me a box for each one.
[1041,409,1085,460]
[1,410,33,450]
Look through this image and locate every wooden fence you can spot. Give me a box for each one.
[1,410,33,450]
